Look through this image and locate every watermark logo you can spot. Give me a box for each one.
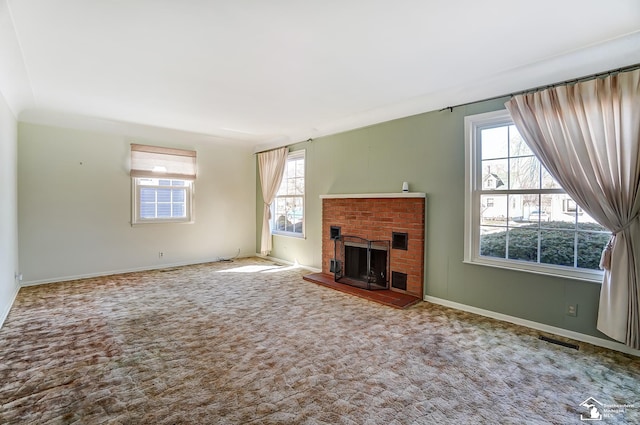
[579,397,603,421]
[579,397,636,421]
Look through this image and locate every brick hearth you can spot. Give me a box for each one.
[321,193,426,298]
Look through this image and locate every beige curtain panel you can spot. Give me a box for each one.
[505,68,640,349]
[258,147,289,255]
[130,144,197,180]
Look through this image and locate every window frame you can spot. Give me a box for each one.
[130,143,196,226]
[132,177,194,225]
[464,109,604,283]
[271,149,305,238]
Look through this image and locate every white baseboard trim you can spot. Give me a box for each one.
[20,256,250,287]
[0,283,20,329]
[255,253,322,273]
[424,295,640,358]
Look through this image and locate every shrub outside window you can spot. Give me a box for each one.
[272,150,305,237]
[464,110,608,282]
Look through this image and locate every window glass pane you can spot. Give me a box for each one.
[157,188,171,202]
[287,178,296,195]
[171,180,186,186]
[522,194,540,225]
[172,189,185,202]
[540,230,575,267]
[285,216,294,232]
[544,194,575,229]
[481,194,507,226]
[536,193,554,226]
[157,203,171,217]
[140,188,156,202]
[159,179,171,186]
[509,156,540,189]
[481,159,507,190]
[481,126,508,159]
[480,226,506,259]
[508,125,533,157]
[290,197,303,233]
[577,232,611,270]
[294,177,305,195]
[172,203,185,217]
[507,228,538,262]
[141,203,155,218]
[295,160,304,177]
[508,194,527,225]
[274,198,287,231]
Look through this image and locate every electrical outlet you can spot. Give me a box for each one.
[567,304,578,317]
[159,252,164,258]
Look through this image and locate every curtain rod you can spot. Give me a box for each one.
[254,138,314,155]
[254,145,289,155]
[440,62,640,112]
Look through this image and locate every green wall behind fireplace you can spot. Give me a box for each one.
[256,97,607,342]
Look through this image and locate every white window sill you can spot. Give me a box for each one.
[132,219,194,226]
[273,231,305,239]
[463,258,604,284]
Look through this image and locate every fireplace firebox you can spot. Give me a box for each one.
[333,235,389,290]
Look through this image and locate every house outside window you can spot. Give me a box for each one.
[464,110,609,281]
[130,144,196,224]
[272,150,305,237]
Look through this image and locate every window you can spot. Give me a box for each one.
[464,110,609,281]
[272,150,305,236]
[135,178,192,221]
[130,144,196,224]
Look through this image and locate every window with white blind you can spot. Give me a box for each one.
[130,144,196,224]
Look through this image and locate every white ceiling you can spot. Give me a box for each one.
[1,0,639,150]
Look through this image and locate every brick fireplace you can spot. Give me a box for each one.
[320,193,426,298]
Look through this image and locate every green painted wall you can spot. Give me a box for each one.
[256,98,607,340]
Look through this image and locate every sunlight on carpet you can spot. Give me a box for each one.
[0,257,638,424]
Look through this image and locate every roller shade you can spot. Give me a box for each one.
[130,144,197,180]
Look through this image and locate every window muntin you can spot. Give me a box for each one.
[464,110,608,281]
[272,150,305,237]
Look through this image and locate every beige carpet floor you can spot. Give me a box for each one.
[0,257,638,424]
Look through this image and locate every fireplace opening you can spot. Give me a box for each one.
[334,235,389,290]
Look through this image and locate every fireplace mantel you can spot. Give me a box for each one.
[320,192,426,199]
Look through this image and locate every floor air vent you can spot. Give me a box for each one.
[538,335,579,350]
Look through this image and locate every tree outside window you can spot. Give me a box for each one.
[272,150,305,236]
[465,110,609,281]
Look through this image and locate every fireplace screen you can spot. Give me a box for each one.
[333,235,389,290]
